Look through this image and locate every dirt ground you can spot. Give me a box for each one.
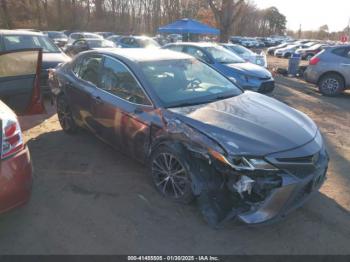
[0,55,350,255]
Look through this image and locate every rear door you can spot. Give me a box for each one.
[0,49,45,115]
[64,53,103,129]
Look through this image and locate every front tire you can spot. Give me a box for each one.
[150,145,194,204]
[57,95,79,134]
[318,73,345,96]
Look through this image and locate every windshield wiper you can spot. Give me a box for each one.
[209,93,237,102]
[167,100,210,108]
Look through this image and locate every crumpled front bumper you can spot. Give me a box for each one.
[237,141,328,225]
[238,166,327,224]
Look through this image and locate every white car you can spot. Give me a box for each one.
[67,32,103,45]
[274,44,309,58]
[221,43,267,68]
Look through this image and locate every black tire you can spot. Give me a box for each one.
[150,145,194,204]
[318,73,345,96]
[56,94,79,134]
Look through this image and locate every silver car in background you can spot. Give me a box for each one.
[221,43,268,68]
[304,45,350,96]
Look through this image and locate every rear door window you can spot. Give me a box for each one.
[0,49,44,114]
[121,38,139,48]
[332,47,350,58]
[0,50,38,77]
[76,55,102,86]
[166,45,183,52]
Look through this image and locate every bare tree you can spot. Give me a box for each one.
[208,0,244,42]
[0,0,12,28]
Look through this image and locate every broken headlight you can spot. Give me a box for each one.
[209,150,278,171]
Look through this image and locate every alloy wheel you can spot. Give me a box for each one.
[57,97,74,131]
[152,152,190,199]
[321,78,340,94]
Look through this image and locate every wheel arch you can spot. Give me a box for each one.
[317,71,346,86]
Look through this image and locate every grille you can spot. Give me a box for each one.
[272,151,326,179]
[259,81,275,93]
[276,153,318,164]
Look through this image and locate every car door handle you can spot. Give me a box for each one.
[341,63,350,66]
[93,96,104,105]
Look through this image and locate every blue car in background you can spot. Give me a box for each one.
[163,42,275,93]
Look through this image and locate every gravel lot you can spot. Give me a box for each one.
[0,55,350,255]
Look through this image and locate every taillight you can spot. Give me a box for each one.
[1,118,24,159]
[309,57,320,65]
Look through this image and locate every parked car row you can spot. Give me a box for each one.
[268,39,334,60]
[230,36,281,48]
[1,29,275,96]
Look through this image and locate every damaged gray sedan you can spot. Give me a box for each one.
[50,49,329,226]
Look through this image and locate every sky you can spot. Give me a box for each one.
[255,0,350,32]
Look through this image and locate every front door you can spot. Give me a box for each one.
[0,49,45,115]
[92,56,154,160]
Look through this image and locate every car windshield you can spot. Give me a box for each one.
[3,35,61,53]
[203,46,245,64]
[84,33,102,39]
[48,32,67,39]
[86,39,115,48]
[225,45,252,56]
[138,38,160,48]
[140,58,242,108]
[72,33,101,40]
[276,43,288,48]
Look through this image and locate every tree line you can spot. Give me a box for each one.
[0,0,287,41]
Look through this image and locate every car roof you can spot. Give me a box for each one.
[121,35,152,39]
[329,44,350,48]
[221,43,239,47]
[0,29,44,36]
[71,32,99,36]
[93,48,192,62]
[167,42,218,48]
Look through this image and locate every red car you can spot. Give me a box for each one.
[0,49,45,213]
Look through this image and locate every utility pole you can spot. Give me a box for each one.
[298,24,302,39]
[348,18,350,42]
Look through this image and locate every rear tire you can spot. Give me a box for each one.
[318,73,345,96]
[150,145,194,204]
[57,94,79,134]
